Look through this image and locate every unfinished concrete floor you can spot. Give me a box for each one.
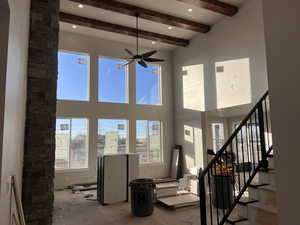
[53,190,200,225]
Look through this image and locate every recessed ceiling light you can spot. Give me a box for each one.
[72,25,77,29]
[188,8,193,12]
[78,4,84,8]
[152,41,156,45]
[168,26,173,30]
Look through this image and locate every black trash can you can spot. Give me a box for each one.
[211,175,234,209]
[129,178,155,217]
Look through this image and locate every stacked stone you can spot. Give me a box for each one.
[22,1,59,225]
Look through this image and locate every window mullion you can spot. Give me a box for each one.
[147,121,150,164]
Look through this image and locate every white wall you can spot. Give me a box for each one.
[172,0,268,172]
[0,0,30,224]
[262,1,300,224]
[0,1,10,186]
[55,31,174,189]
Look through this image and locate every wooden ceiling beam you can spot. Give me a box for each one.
[60,12,190,47]
[176,0,238,16]
[68,0,210,33]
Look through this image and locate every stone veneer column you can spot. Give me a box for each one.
[22,1,59,225]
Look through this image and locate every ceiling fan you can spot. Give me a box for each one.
[122,13,164,68]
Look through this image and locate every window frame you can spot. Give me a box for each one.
[97,118,130,155]
[212,123,225,153]
[98,55,129,104]
[57,50,90,102]
[55,117,89,172]
[136,120,163,165]
[135,63,162,106]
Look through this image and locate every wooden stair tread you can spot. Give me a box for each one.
[238,196,258,206]
[260,185,276,192]
[249,202,278,214]
[227,215,248,224]
[249,182,269,189]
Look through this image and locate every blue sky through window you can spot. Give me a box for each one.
[136,64,161,105]
[99,58,127,103]
[57,52,89,101]
[57,53,162,142]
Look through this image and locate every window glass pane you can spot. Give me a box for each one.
[55,118,89,170]
[70,119,88,169]
[149,121,161,163]
[97,119,128,155]
[136,120,162,164]
[136,64,161,105]
[55,119,70,169]
[136,120,148,163]
[99,58,128,103]
[212,123,224,152]
[57,51,89,101]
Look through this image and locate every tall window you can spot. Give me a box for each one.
[97,119,128,155]
[136,120,162,164]
[55,118,89,170]
[136,64,161,105]
[57,51,89,101]
[99,57,128,103]
[212,123,224,152]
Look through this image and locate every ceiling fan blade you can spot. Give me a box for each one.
[141,50,157,59]
[144,58,164,62]
[138,60,148,68]
[122,59,134,68]
[125,49,135,56]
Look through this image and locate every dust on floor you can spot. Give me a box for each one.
[53,190,200,225]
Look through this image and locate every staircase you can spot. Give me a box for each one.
[199,91,277,225]
[231,152,277,225]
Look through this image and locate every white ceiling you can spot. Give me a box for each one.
[60,0,246,50]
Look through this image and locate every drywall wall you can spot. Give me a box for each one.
[173,0,268,172]
[0,0,30,224]
[262,1,300,224]
[0,1,10,188]
[55,31,174,189]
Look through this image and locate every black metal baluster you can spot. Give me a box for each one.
[264,98,270,151]
[235,136,241,192]
[245,122,251,178]
[208,168,213,225]
[213,162,220,225]
[199,169,207,225]
[224,146,232,219]
[240,127,246,187]
[254,110,261,165]
[258,103,268,169]
[219,158,225,218]
[230,142,236,201]
[249,116,257,169]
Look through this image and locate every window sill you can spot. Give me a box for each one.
[55,168,89,174]
[136,103,163,107]
[139,162,165,167]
